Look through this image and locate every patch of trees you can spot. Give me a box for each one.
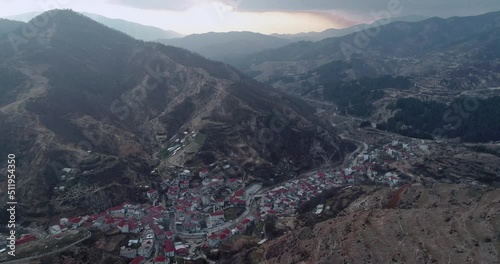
[162,99,195,137]
[359,120,372,128]
[296,187,341,215]
[263,215,284,239]
[323,75,412,117]
[378,96,500,142]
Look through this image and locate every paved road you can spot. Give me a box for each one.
[339,131,367,167]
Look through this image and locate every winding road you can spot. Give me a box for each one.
[1,229,92,264]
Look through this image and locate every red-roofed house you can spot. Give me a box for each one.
[240,218,252,228]
[229,197,246,207]
[345,175,355,183]
[154,256,168,264]
[153,226,166,240]
[233,189,245,199]
[167,186,179,200]
[128,220,141,234]
[16,234,36,246]
[117,221,129,233]
[199,169,209,178]
[209,211,225,223]
[163,239,175,257]
[68,217,84,229]
[130,256,145,264]
[216,198,225,207]
[105,218,118,227]
[87,214,99,222]
[222,228,231,236]
[176,248,187,256]
[165,231,174,240]
[146,189,159,200]
[207,233,221,248]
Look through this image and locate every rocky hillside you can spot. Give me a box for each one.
[0,10,351,226]
[222,184,500,264]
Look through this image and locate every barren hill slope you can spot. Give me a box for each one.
[223,184,499,264]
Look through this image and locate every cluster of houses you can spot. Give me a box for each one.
[385,140,427,162]
[48,201,193,262]
[258,171,346,217]
[363,140,423,185]
[256,140,422,216]
[44,163,263,261]
[206,216,255,248]
[158,165,261,233]
[38,136,429,263]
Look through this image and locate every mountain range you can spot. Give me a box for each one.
[5,11,184,41]
[0,10,350,225]
[155,16,429,63]
[228,11,500,94]
[5,12,430,64]
[156,31,293,63]
[271,15,429,42]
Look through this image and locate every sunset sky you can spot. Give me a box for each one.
[1,0,499,34]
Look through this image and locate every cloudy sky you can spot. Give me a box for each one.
[1,0,499,34]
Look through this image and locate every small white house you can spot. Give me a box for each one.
[49,225,62,235]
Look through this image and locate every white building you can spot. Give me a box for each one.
[49,225,62,235]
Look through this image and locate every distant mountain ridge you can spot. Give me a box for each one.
[156,31,292,63]
[4,11,184,41]
[230,11,500,92]
[155,16,428,63]
[271,15,429,42]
